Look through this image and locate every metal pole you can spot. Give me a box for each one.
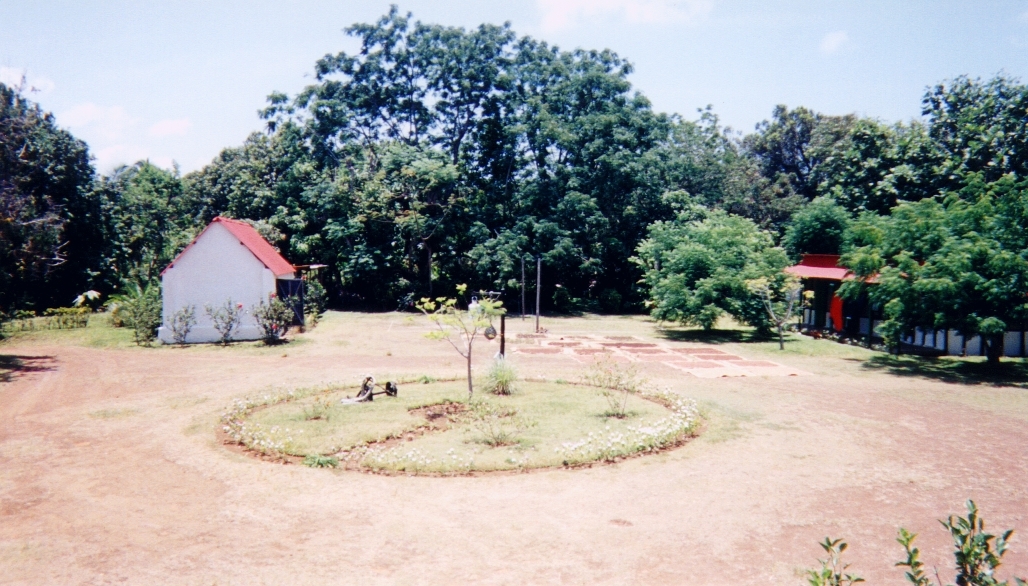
[535,256,541,333]
[499,313,506,358]
[521,257,526,320]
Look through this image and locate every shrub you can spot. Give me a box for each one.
[120,284,161,346]
[169,304,197,344]
[42,307,91,329]
[252,295,293,344]
[807,500,1025,586]
[465,400,534,447]
[583,356,642,418]
[305,278,327,324]
[205,299,243,345]
[484,358,518,395]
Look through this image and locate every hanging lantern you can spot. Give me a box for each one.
[484,324,497,340]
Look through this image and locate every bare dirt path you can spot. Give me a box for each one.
[1,313,1026,585]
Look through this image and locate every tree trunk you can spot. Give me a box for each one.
[466,346,473,399]
[986,335,1002,365]
[778,324,784,350]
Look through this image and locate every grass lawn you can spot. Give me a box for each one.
[245,379,693,474]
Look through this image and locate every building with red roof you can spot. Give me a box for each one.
[785,254,1027,358]
[158,217,301,343]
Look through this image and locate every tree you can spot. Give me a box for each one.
[635,208,789,332]
[783,197,852,257]
[0,82,102,312]
[840,178,1028,363]
[416,284,504,398]
[747,274,802,349]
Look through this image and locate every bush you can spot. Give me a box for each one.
[484,358,518,395]
[583,356,642,418]
[303,454,339,468]
[305,278,327,316]
[252,295,293,344]
[120,284,161,346]
[205,299,243,345]
[42,307,91,329]
[169,304,197,344]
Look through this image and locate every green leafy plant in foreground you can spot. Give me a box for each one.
[806,538,864,586]
[807,501,1025,586]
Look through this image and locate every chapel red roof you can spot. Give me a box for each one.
[161,217,295,277]
[784,254,851,281]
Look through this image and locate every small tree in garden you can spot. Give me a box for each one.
[169,304,197,345]
[252,294,294,344]
[416,284,504,399]
[747,273,802,350]
[205,299,243,345]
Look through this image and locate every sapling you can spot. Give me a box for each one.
[747,273,802,350]
[416,285,504,398]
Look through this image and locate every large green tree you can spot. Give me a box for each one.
[0,82,104,311]
[634,206,789,331]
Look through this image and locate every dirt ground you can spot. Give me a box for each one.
[1,312,1026,585]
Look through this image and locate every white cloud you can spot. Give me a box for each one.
[58,103,138,142]
[538,0,712,32]
[148,118,192,137]
[1020,10,1028,23]
[0,66,55,94]
[819,30,849,54]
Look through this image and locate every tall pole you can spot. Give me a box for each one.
[521,257,526,320]
[535,256,541,333]
[499,314,506,358]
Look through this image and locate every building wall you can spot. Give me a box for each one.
[158,222,278,343]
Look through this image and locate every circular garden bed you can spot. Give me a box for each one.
[221,378,700,475]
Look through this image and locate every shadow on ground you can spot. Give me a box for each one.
[853,354,1028,388]
[657,328,770,345]
[0,354,57,383]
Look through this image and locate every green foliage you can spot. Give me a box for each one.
[119,283,161,346]
[204,299,243,345]
[812,501,1026,586]
[0,82,102,312]
[806,538,864,586]
[169,304,197,345]
[251,295,293,344]
[304,278,327,319]
[840,181,1028,362]
[784,197,852,257]
[484,358,518,396]
[635,209,789,331]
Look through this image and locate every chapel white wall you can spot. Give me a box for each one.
[158,222,276,343]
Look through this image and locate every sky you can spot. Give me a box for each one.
[2,0,1028,174]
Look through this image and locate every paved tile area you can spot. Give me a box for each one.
[513,334,808,377]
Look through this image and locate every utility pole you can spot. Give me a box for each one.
[535,256,541,333]
[521,257,526,320]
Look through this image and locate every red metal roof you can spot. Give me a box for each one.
[784,254,851,281]
[161,217,295,277]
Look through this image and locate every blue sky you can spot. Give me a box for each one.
[2,0,1027,174]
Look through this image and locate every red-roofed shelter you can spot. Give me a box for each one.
[158,217,299,343]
